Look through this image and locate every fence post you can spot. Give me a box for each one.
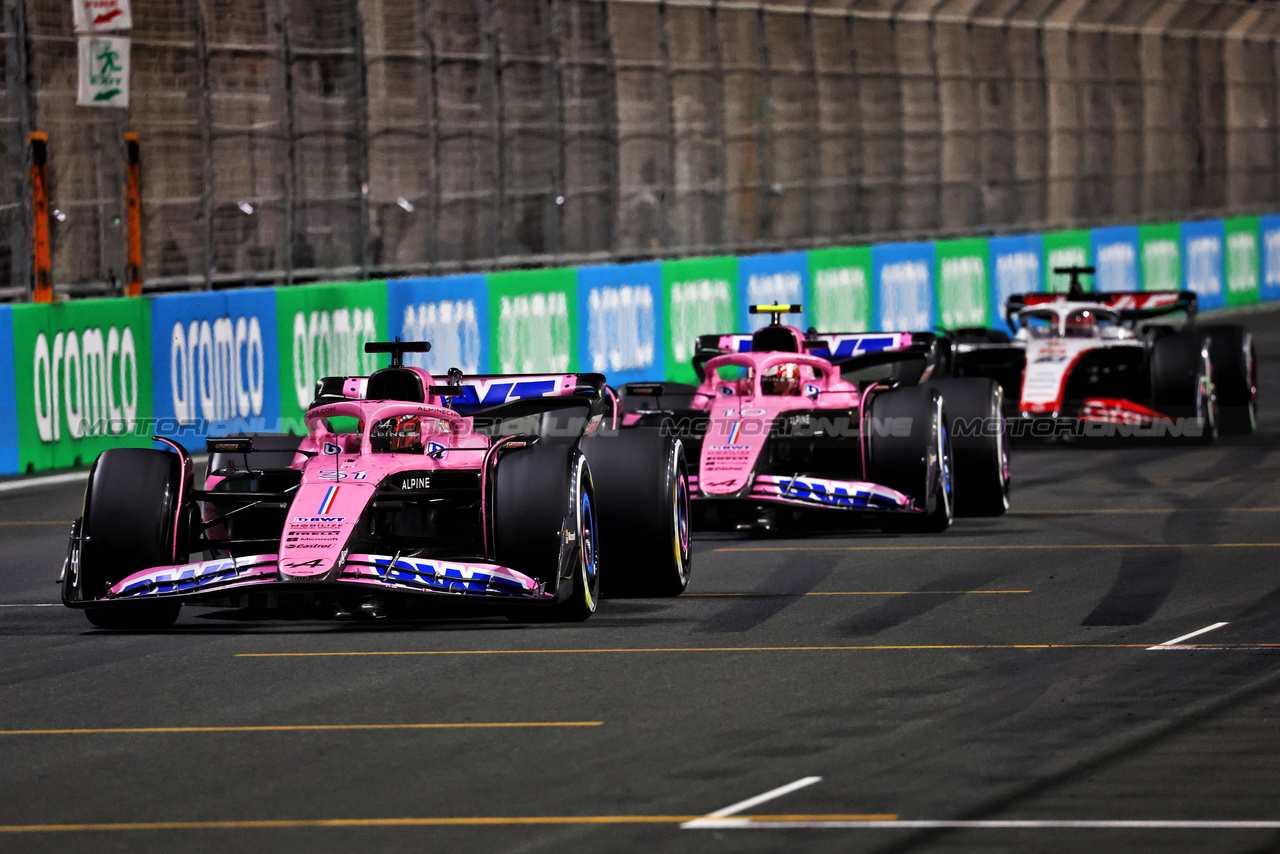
[123,132,142,296]
[29,132,51,303]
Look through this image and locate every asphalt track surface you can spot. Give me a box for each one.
[6,311,1280,854]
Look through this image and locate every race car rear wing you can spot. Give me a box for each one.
[1007,290,1197,326]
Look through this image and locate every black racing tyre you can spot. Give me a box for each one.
[1198,324,1257,435]
[74,448,186,630]
[1150,332,1217,444]
[493,444,599,622]
[866,386,953,534]
[923,378,1009,517]
[582,429,691,597]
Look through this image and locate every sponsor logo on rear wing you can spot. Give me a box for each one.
[1010,290,1197,320]
[702,332,914,359]
[436,374,605,411]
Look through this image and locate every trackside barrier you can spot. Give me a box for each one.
[4,214,1277,473]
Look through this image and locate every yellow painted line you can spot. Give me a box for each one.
[714,543,1280,552]
[234,643,1280,658]
[0,520,71,526]
[0,814,897,832]
[684,590,1030,597]
[0,722,602,736]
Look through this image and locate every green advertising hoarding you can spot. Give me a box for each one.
[276,281,388,428]
[809,246,873,335]
[487,268,577,374]
[1043,230,1091,292]
[14,298,153,472]
[1139,223,1181,291]
[1225,216,1261,307]
[934,238,990,329]
[661,256,737,384]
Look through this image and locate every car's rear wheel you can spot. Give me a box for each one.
[73,448,186,630]
[583,429,691,597]
[866,387,953,534]
[923,378,1008,516]
[493,445,599,622]
[1198,324,1256,436]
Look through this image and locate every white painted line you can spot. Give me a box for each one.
[681,776,822,828]
[686,818,1280,830]
[0,604,60,608]
[1148,622,1229,650]
[0,472,89,493]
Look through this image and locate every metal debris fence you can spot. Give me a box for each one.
[2,0,1280,299]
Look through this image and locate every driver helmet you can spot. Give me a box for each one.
[762,362,803,396]
[1064,309,1097,338]
[371,414,423,453]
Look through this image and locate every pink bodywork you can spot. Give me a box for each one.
[112,368,589,601]
[683,342,915,511]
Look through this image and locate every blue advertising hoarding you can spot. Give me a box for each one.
[1261,215,1280,303]
[738,252,809,331]
[1181,219,1226,311]
[872,242,936,332]
[989,234,1042,331]
[576,261,664,385]
[387,275,489,375]
[1091,225,1140,292]
[149,289,280,449]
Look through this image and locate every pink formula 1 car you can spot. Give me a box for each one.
[618,306,1010,533]
[61,341,691,630]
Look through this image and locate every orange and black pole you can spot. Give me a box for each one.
[29,132,51,303]
[124,132,142,297]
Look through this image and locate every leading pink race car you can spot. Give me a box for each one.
[61,341,691,629]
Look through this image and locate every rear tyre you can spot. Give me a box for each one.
[73,448,186,630]
[1198,324,1256,435]
[923,378,1009,517]
[582,429,691,597]
[493,444,599,622]
[866,387,953,534]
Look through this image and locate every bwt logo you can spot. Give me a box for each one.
[814,266,869,331]
[1046,247,1087,291]
[1227,232,1258,294]
[939,256,986,327]
[34,326,139,442]
[1186,236,1222,296]
[292,308,379,410]
[746,271,803,329]
[1142,240,1179,290]
[400,299,482,374]
[587,285,655,373]
[879,261,931,331]
[1096,243,1137,292]
[670,278,733,363]
[496,291,570,373]
[170,316,265,424]
[995,251,1039,306]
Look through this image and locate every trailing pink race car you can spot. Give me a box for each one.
[61,341,691,630]
[617,305,1010,533]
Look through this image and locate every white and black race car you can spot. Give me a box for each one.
[948,266,1257,440]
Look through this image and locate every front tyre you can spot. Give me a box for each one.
[70,448,187,630]
[494,445,600,622]
[923,378,1009,516]
[1198,324,1256,436]
[867,387,953,534]
[582,429,692,597]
